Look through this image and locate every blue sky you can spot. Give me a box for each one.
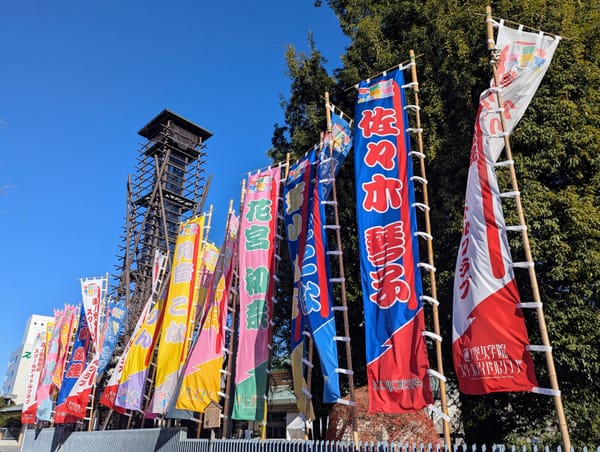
[0,1,349,380]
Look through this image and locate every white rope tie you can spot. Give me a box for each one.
[517,302,543,309]
[422,331,442,342]
[420,295,440,307]
[532,387,561,397]
[527,345,552,353]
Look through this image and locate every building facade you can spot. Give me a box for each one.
[1,314,53,405]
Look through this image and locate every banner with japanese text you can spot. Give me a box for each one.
[55,305,91,423]
[354,68,432,413]
[52,305,77,391]
[233,167,280,420]
[452,24,559,394]
[21,331,46,424]
[176,212,239,412]
[80,277,106,350]
[97,298,127,376]
[284,151,316,418]
[298,113,352,404]
[109,250,166,411]
[152,215,205,414]
[36,307,66,421]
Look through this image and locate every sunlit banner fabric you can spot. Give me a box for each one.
[297,115,352,404]
[233,167,280,420]
[284,151,316,418]
[81,277,106,350]
[452,24,559,395]
[52,305,77,391]
[354,68,432,413]
[176,212,239,412]
[97,298,127,376]
[55,305,92,423]
[111,250,167,411]
[152,216,205,414]
[21,331,46,424]
[36,307,69,421]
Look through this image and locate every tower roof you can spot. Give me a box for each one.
[138,109,213,142]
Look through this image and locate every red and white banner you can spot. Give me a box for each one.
[452,23,560,394]
[21,332,46,424]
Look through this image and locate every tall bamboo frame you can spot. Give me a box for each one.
[485,6,570,449]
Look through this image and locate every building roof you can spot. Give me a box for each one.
[138,109,213,142]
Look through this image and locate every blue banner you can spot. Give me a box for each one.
[55,305,91,422]
[354,68,432,412]
[97,298,127,376]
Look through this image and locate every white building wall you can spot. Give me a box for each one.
[1,314,53,405]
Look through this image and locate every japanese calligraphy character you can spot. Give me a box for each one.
[134,330,153,348]
[364,221,406,267]
[285,182,305,214]
[287,213,302,242]
[169,295,188,316]
[362,174,403,212]
[364,139,397,170]
[244,225,270,251]
[369,263,412,309]
[246,199,273,222]
[245,266,269,295]
[177,241,195,261]
[246,298,269,329]
[165,321,186,343]
[358,106,400,138]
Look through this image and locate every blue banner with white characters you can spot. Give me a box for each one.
[97,298,127,376]
[297,110,352,403]
[55,304,91,423]
[353,68,432,412]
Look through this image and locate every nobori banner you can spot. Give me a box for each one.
[353,67,432,413]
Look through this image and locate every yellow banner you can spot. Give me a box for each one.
[152,215,205,414]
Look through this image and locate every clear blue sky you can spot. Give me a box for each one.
[0,1,349,380]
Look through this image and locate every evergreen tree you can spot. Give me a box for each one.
[273,0,599,446]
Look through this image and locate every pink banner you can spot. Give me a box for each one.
[233,167,281,420]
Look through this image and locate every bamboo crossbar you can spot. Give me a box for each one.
[485,6,571,450]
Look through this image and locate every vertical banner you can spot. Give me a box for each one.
[55,305,91,423]
[52,305,77,392]
[452,24,559,394]
[233,167,280,420]
[298,112,352,404]
[97,298,127,376]
[354,68,432,413]
[113,251,167,411]
[152,215,205,414]
[81,277,106,350]
[283,151,316,418]
[36,308,65,421]
[176,212,239,412]
[21,331,46,424]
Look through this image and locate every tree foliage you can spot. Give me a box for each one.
[272,0,599,446]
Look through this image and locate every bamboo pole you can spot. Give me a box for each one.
[222,182,245,438]
[261,160,289,440]
[324,92,359,447]
[408,50,452,447]
[485,6,571,450]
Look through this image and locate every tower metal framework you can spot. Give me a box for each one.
[113,109,212,336]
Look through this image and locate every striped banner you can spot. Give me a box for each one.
[36,308,66,421]
[176,212,239,412]
[21,331,46,424]
[111,250,167,411]
[284,151,316,418]
[233,167,280,420]
[354,67,432,412]
[52,305,77,391]
[452,23,559,394]
[152,215,205,414]
[55,305,92,423]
